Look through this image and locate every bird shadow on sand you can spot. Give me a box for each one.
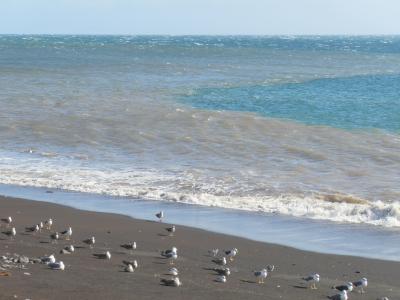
[152,261,167,265]
[74,246,87,249]
[292,285,308,289]
[240,279,257,284]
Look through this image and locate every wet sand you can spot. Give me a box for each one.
[0,195,399,300]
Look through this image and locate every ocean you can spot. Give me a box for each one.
[1,35,399,228]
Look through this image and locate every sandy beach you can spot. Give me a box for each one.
[0,195,398,300]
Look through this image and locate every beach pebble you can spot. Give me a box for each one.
[18,256,30,264]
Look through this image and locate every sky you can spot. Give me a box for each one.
[0,0,399,35]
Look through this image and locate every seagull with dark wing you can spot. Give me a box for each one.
[93,251,111,260]
[1,216,12,228]
[41,254,56,264]
[212,257,227,266]
[224,248,238,261]
[48,261,65,271]
[213,267,230,276]
[60,245,75,254]
[120,242,136,254]
[165,225,175,236]
[303,273,320,289]
[2,227,16,239]
[160,277,181,287]
[156,211,164,222]
[25,224,40,234]
[45,218,53,230]
[267,265,275,272]
[215,275,227,283]
[353,277,368,294]
[83,236,96,249]
[50,232,59,244]
[168,267,179,276]
[61,227,72,240]
[332,282,353,292]
[328,290,348,300]
[254,268,268,284]
[161,247,177,256]
[161,250,177,265]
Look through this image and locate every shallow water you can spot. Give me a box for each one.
[0,35,399,227]
[1,184,400,261]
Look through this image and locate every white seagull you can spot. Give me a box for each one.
[161,277,182,287]
[93,251,111,260]
[83,236,96,249]
[50,232,59,244]
[332,282,353,292]
[61,227,72,240]
[254,268,268,284]
[124,260,138,272]
[48,261,65,271]
[215,275,227,283]
[213,267,230,276]
[303,273,320,289]
[329,290,348,300]
[224,248,238,261]
[45,218,53,230]
[41,254,56,264]
[121,242,136,254]
[168,267,179,276]
[353,277,368,293]
[1,216,13,228]
[2,227,16,239]
[165,225,175,236]
[212,257,227,266]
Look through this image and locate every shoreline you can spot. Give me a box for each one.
[1,195,399,299]
[1,183,400,262]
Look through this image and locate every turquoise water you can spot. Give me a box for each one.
[182,74,400,131]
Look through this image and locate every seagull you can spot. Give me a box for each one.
[120,242,136,254]
[93,251,111,260]
[254,269,268,284]
[48,261,65,271]
[38,221,44,232]
[83,237,96,249]
[124,260,138,272]
[1,216,12,228]
[332,282,353,292]
[41,254,56,264]
[168,267,179,276]
[303,273,320,289]
[156,211,164,222]
[161,251,177,265]
[213,267,230,276]
[208,249,219,257]
[267,265,275,272]
[328,290,348,300]
[215,275,227,283]
[224,248,238,261]
[212,257,227,266]
[2,227,16,239]
[165,225,175,236]
[60,245,75,254]
[353,277,368,293]
[160,277,181,287]
[61,227,72,240]
[377,297,389,300]
[45,218,53,230]
[50,232,59,244]
[161,247,178,256]
[25,224,40,234]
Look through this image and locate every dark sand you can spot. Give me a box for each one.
[0,195,399,300]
